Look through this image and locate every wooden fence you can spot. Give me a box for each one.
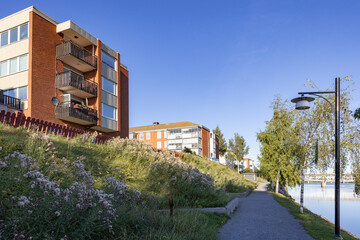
[0,110,111,144]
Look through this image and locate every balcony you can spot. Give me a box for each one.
[56,41,97,72]
[56,71,97,98]
[55,102,97,125]
[0,91,21,110]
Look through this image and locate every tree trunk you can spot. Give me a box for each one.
[300,168,305,213]
[275,169,280,194]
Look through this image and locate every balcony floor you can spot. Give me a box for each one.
[57,85,96,98]
[58,55,96,72]
[57,115,95,126]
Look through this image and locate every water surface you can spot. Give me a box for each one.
[288,183,360,238]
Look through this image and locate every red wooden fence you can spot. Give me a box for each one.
[0,110,111,144]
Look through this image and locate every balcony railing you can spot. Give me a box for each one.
[56,71,97,97]
[56,41,97,71]
[0,91,21,110]
[55,102,97,125]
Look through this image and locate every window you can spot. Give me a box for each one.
[157,141,162,149]
[0,61,8,77]
[140,133,144,140]
[17,86,28,100]
[164,131,167,138]
[3,86,28,100]
[157,131,162,139]
[102,51,116,70]
[146,132,150,140]
[101,77,117,95]
[19,55,28,71]
[0,54,28,77]
[0,23,28,47]
[101,103,117,120]
[9,58,18,74]
[1,32,8,47]
[10,28,18,44]
[20,24,28,40]
[164,141,168,148]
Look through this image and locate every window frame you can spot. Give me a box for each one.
[0,54,28,78]
[101,51,117,70]
[3,86,28,100]
[101,103,117,121]
[101,77,117,96]
[0,23,28,48]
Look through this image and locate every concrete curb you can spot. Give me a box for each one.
[226,188,253,198]
[158,190,252,216]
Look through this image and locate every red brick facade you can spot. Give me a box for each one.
[23,11,128,137]
[201,128,210,158]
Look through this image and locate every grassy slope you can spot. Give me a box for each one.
[0,124,255,207]
[272,193,358,240]
[0,125,237,239]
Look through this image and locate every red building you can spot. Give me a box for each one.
[129,121,219,159]
[0,6,129,137]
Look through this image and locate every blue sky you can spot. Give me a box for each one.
[2,0,360,166]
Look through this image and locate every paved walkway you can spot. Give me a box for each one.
[218,183,314,240]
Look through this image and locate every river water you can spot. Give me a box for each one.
[288,183,360,238]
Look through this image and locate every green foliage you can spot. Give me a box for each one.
[0,125,238,239]
[215,125,227,156]
[354,108,360,120]
[257,96,301,191]
[272,193,358,240]
[182,147,193,154]
[228,133,249,164]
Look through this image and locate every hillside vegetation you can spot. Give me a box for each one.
[0,124,255,239]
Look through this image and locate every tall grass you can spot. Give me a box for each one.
[0,124,253,238]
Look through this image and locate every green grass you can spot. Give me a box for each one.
[0,124,255,208]
[116,210,229,240]
[0,124,236,239]
[272,193,358,240]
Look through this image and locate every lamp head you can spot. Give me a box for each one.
[291,95,315,110]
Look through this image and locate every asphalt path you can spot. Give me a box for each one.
[218,183,314,240]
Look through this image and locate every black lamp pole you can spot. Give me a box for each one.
[334,77,341,238]
[294,77,341,239]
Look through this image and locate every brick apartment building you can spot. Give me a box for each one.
[129,122,219,159]
[0,6,129,137]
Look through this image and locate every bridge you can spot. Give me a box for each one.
[304,173,355,183]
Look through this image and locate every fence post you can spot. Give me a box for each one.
[0,110,5,123]
[9,112,16,126]
[14,112,22,127]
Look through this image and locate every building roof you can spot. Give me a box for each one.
[129,121,199,132]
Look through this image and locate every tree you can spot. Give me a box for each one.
[228,133,249,173]
[215,125,227,156]
[293,78,355,213]
[257,96,301,194]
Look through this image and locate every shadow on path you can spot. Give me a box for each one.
[217,183,313,240]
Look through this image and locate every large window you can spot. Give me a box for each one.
[101,103,117,120]
[0,23,28,47]
[157,141,162,148]
[157,131,162,139]
[0,54,28,77]
[101,51,116,70]
[146,132,150,140]
[101,77,117,95]
[3,86,28,100]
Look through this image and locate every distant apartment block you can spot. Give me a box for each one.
[219,155,254,171]
[0,6,129,137]
[129,122,219,159]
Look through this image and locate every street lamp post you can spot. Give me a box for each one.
[291,77,341,239]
